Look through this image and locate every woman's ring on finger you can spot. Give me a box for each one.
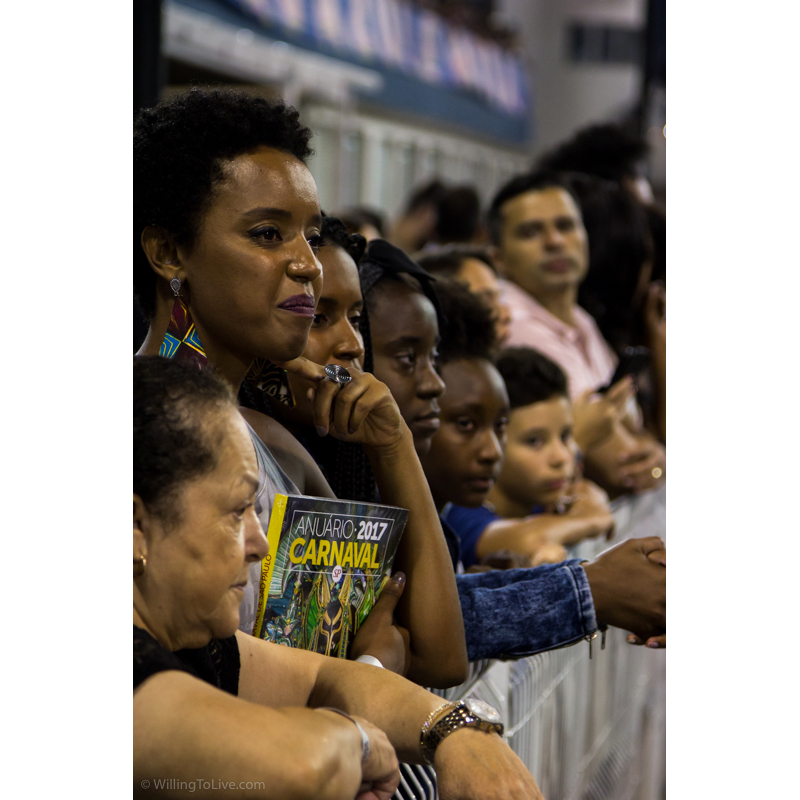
[324,364,352,386]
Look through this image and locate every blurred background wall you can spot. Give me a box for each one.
[134,0,665,214]
[499,0,665,199]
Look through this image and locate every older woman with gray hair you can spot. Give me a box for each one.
[133,355,542,800]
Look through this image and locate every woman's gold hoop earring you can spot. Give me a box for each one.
[134,556,147,577]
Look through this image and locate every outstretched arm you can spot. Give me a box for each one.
[456,536,666,661]
[582,537,666,639]
[476,480,613,562]
[475,511,608,563]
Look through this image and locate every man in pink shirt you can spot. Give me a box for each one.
[487,171,665,498]
[500,278,617,400]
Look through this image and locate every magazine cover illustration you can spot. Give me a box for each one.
[253,494,407,659]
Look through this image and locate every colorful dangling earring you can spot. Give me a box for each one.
[159,278,209,368]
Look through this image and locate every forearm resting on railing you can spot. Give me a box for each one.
[475,514,606,562]
[134,672,364,800]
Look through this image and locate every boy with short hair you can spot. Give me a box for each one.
[421,293,614,570]
[414,280,664,654]
[444,346,614,568]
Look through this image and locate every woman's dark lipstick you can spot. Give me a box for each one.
[278,294,315,317]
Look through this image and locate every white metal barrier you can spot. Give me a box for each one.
[396,486,666,800]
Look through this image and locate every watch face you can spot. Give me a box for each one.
[466,698,501,723]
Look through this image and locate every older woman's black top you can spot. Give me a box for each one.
[133,626,240,695]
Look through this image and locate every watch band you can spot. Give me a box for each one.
[420,701,504,766]
[318,707,371,763]
[419,702,459,760]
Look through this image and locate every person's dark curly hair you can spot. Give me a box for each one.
[536,123,648,184]
[134,356,237,525]
[435,279,497,365]
[134,87,314,318]
[487,170,579,246]
[494,347,569,410]
[321,215,367,265]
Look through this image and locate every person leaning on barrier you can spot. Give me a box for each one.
[411,280,666,655]
[134,87,467,688]
[133,356,544,800]
[486,170,665,499]
[439,343,616,570]
[259,229,666,660]
[418,245,634,455]
[360,253,666,657]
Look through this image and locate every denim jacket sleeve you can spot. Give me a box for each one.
[455,559,598,661]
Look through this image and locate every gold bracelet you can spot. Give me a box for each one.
[419,702,459,759]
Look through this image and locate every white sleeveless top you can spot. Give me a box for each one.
[239,422,299,636]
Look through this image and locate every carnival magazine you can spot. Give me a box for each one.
[252,494,408,658]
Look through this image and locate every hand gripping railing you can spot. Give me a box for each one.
[395,486,666,799]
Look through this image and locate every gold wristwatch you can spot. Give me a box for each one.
[420,699,504,765]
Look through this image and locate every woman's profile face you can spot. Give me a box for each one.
[177,147,324,365]
[421,358,508,509]
[143,407,267,646]
[369,282,445,456]
[282,244,365,425]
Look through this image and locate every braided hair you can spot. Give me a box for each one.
[299,236,444,502]
[306,217,375,501]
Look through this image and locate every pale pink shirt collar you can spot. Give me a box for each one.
[498,279,617,398]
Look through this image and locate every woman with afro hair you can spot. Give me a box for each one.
[134,87,468,689]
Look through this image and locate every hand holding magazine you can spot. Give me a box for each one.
[253,494,408,659]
